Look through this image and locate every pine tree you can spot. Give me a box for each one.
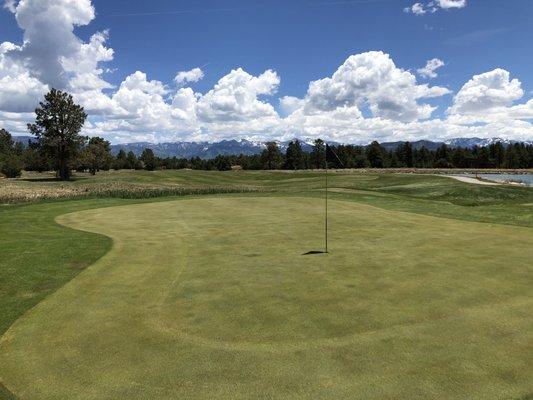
[284,140,305,170]
[140,148,158,171]
[261,142,282,170]
[115,149,128,170]
[81,137,113,175]
[0,129,24,178]
[27,89,87,180]
[366,141,384,168]
[311,139,326,169]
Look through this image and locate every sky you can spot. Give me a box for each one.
[1,0,533,144]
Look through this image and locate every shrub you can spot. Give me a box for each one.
[0,153,24,178]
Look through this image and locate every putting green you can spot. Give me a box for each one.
[1,197,532,399]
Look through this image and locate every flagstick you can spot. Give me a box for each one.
[325,146,328,254]
[323,144,344,254]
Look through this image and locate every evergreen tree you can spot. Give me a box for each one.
[284,140,305,170]
[81,137,113,175]
[24,141,49,172]
[435,144,449,162]
[0,129,24,178]
[388,151,400,168]
[261,142,282,170]
[366,141,384,168]
[114,149,128,170]
[126,151,140,169]
[140,148,158,171]
[0,153,24,178]
[489,142,505,168]
[311,139,326,169]
[0,129,13,155]
[27,89,87,180]
[214,155,232,171]
[451,148,468,168]
[396,142,413,167]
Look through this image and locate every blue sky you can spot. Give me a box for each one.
[1,0,532,143]
[78,0,533,108]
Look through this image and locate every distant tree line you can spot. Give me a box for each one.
[159,139,532,171]
[3,135,531,178]
[1,89,532,179]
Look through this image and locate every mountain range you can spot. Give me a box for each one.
[11,136,532,159]
[109,137,533,158]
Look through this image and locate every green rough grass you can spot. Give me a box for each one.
[1,196,532,399]
[0,171,532,399]
[0,384,16,400]
[0,200,113,336]
[0,199,119,400]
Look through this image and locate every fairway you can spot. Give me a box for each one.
[1,196,532,399]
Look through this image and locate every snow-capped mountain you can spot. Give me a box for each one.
[110,139,320,158]
[10,135,532,159]
[445,137,532,148]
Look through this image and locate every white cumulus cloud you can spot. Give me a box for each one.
[404,3,431,15]
[437,0,466,9]
[196,68,279,123]
[87,68,281,143]
[1,0,533,144]
[0,0,113,114]
[404,0,466,15]
[417,58,445,79]
[279,96,305,116]
[174,68,204,86]
[293,51,450,122]
[0,41,49,112]
[449,68,524,116]
[3,0,17,12]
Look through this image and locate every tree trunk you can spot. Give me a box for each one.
[58,156,70,180]
[57,142,71,180]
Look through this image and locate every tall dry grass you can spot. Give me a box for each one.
[0,181,263,204]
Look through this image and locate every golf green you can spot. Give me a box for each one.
[1,196,532,399]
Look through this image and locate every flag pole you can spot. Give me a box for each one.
[325,144,328,253]
[324,144,344,254]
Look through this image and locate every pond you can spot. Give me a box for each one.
[468,173,533,186]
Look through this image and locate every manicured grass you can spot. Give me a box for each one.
[0,200,114,336]
[0,203,111,334]
[1,197,532,399]
[0,171,532,399]
[0,199,121,400]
